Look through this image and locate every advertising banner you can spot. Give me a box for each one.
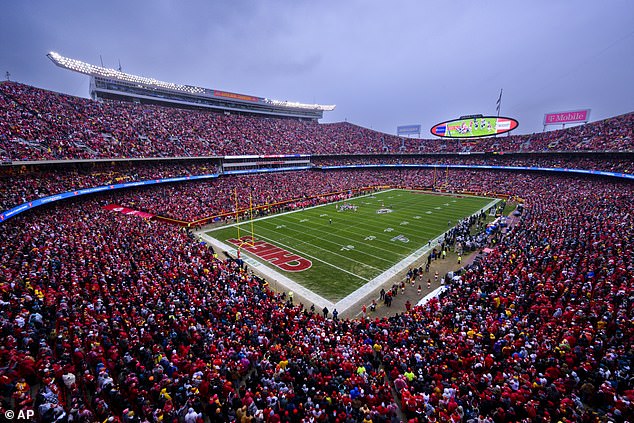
[543,109,590,126]
[103,204,155,218]
[213,90,261,103]
[0,173,219,223]
[397,125,421,136]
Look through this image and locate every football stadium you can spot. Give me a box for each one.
[1,4,633,423]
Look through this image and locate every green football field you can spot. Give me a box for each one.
[206,189,497,301]
[447,117,498,137]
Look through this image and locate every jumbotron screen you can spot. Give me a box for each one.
[430,115,518,138]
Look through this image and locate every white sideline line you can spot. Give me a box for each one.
[334,197,500,313]
[196,233,336,311]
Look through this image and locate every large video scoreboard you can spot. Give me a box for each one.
[431,115,518,138]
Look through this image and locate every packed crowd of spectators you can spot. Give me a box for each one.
[397,112,634,154]
[1,168,632,422]
[2,153,631,216]
[0,161,219,213]
[1,79,633,422]
[112,171,381,222]
[380,177,633,422]
[1,82,632,162]
[0,82,389,160]
[100,167,631,224]
[312,154,634,174]
[103,169,509,223]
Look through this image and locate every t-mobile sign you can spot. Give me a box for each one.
[544,109,590,126]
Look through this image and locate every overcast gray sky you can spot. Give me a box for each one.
[1,1,633,136]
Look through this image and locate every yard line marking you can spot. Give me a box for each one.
[280,209,416,249]
[253,232,373,281]
[233,191,491,258]
[257,217,401,264]
[196,233,335,311]
[255,223,388,270]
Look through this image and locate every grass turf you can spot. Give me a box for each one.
[206,189,496,301]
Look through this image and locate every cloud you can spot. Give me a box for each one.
[1,0,633,135]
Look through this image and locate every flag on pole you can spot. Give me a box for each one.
[496,89,503,115]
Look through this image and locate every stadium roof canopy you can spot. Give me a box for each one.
[47,51,335,120]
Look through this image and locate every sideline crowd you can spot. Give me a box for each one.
[1,154,631,217]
